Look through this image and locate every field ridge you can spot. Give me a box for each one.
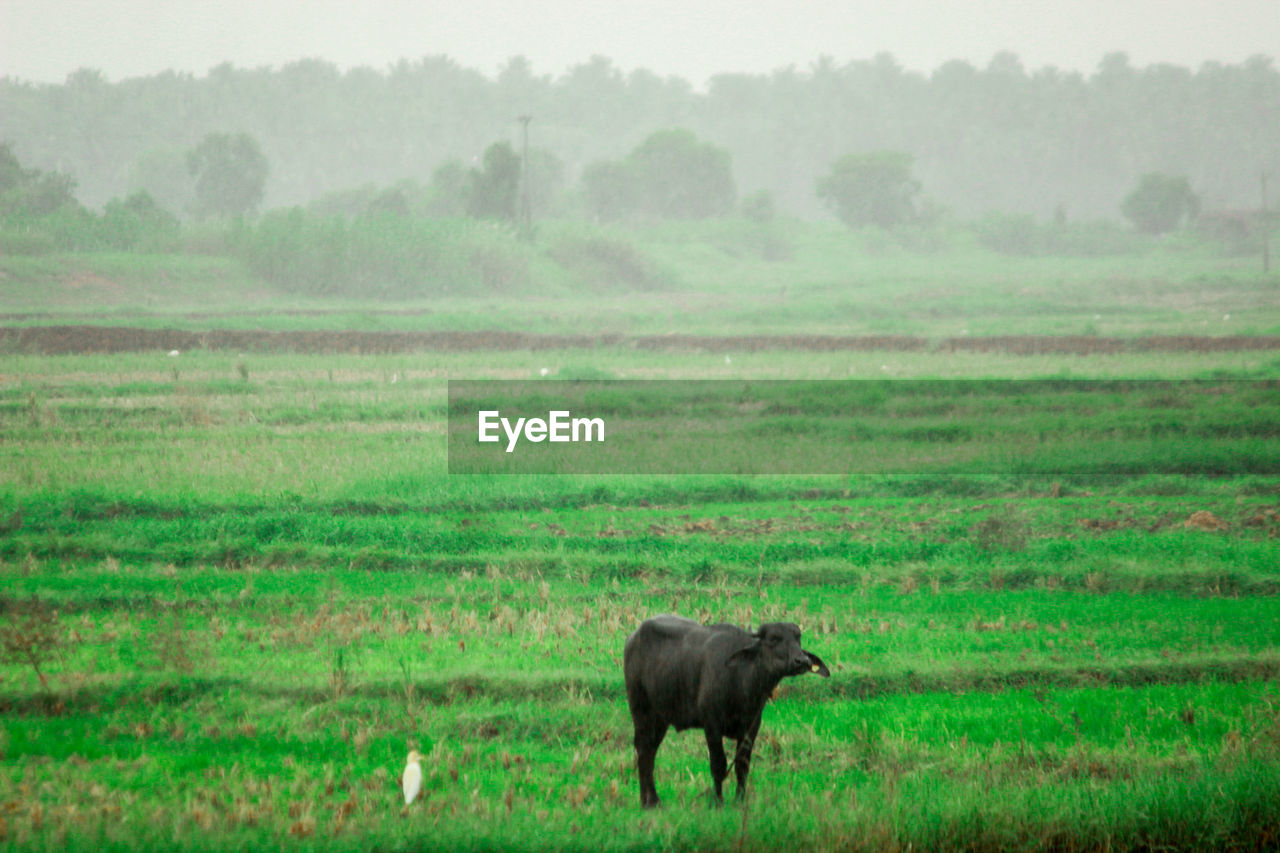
[6,324,1280,354]
[3,653,1276,717]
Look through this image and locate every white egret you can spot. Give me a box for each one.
[402,750,424,805]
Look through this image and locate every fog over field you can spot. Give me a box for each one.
[5,0,1278,87]
[2,5,1280,852]
[1,0,1277,219]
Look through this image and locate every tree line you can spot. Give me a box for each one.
[1,51,1276,221]
[0,126,1207,242]
[0,123,1256,301]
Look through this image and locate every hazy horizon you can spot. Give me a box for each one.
[4,0,1278,88]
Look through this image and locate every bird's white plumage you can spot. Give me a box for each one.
[403,750,424,804]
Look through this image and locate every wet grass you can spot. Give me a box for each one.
[1,347,1278,850]
[4,222,1280,337]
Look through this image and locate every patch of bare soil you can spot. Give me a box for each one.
[5,326,1280,355]
[65,272,128,299]
[940,334,1280,354]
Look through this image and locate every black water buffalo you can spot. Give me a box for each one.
[623,615,830,807]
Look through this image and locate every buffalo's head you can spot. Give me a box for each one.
[729,621,830,678]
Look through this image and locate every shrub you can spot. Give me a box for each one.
[740,190,777,224]
[817,150,921,228]
[234,209,530,296]
[186,132,269,220]
[0,228,57,255]
[974,212,1043,255]
[1121,172,1199,235]
[974,212,1142,256]
[581,129,736,221]
[101,191,181,252]
[0,599,63,697]
[547,235,672,291]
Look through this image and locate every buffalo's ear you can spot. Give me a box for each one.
[726,640,761,667]
[804,650,831,678]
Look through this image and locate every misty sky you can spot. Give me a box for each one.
[4,0,1278,86]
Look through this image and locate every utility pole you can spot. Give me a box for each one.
[517,115,533,236]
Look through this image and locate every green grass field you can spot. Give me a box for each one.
[4,220,1279,338]
[2,240,1279,851]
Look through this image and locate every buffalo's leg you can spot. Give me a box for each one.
[733,714,763,801]
[705,728,729,804]
[633,719,667,808]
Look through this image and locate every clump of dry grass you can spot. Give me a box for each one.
[0,599,65,697]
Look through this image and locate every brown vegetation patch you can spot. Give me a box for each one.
[7,325,1280,355]
[1184,510,1228,531]
[1078,518,1129,531]
[940,334,1280,355]
[1243,509,1280,535]
[62,272,128,302]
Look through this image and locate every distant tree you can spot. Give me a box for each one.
[307,184,382,218]
[0,142,79,218]
[101,191,180,250]
[3,172,78,219]
[365,186,410,218]
[424,160,469,218]
[0,143,25,197]
[1120,172,1199,234]
[186,132,269,219]
[581,160,636,221]
[465,142,521,220]
[526,148,567,216]
[740,189,777,223]
[816,151,920,228]
[4,50,1278,219]
[581,129,735,221]
[126,147,195,219]
[626,129,735,219]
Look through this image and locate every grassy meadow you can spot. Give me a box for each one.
[4,220,1280,338]
[2,232,1280,851]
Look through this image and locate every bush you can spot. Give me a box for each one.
[581,161,635,222]
[740,190,776,224]
[581,129,736,221]
[817,150,921,228]
[181,219,235,255]
[465,142,520,221]
[30,207,105,252]
[234,209,531,296]
[974,212,1142,256]
[467,236,529,292]
[628,129,736,219]
[974,212,1043,255]
[547,234,673,291]
[1196,211,1269,256]
[0,190,180,255]
[0,228,56,255]
[186,132,269,220]
[0,598,63,696]
[101,192,181,252]
[1121,172,1199,235]
[0,143,79,220]
[1050,220,1143,256]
